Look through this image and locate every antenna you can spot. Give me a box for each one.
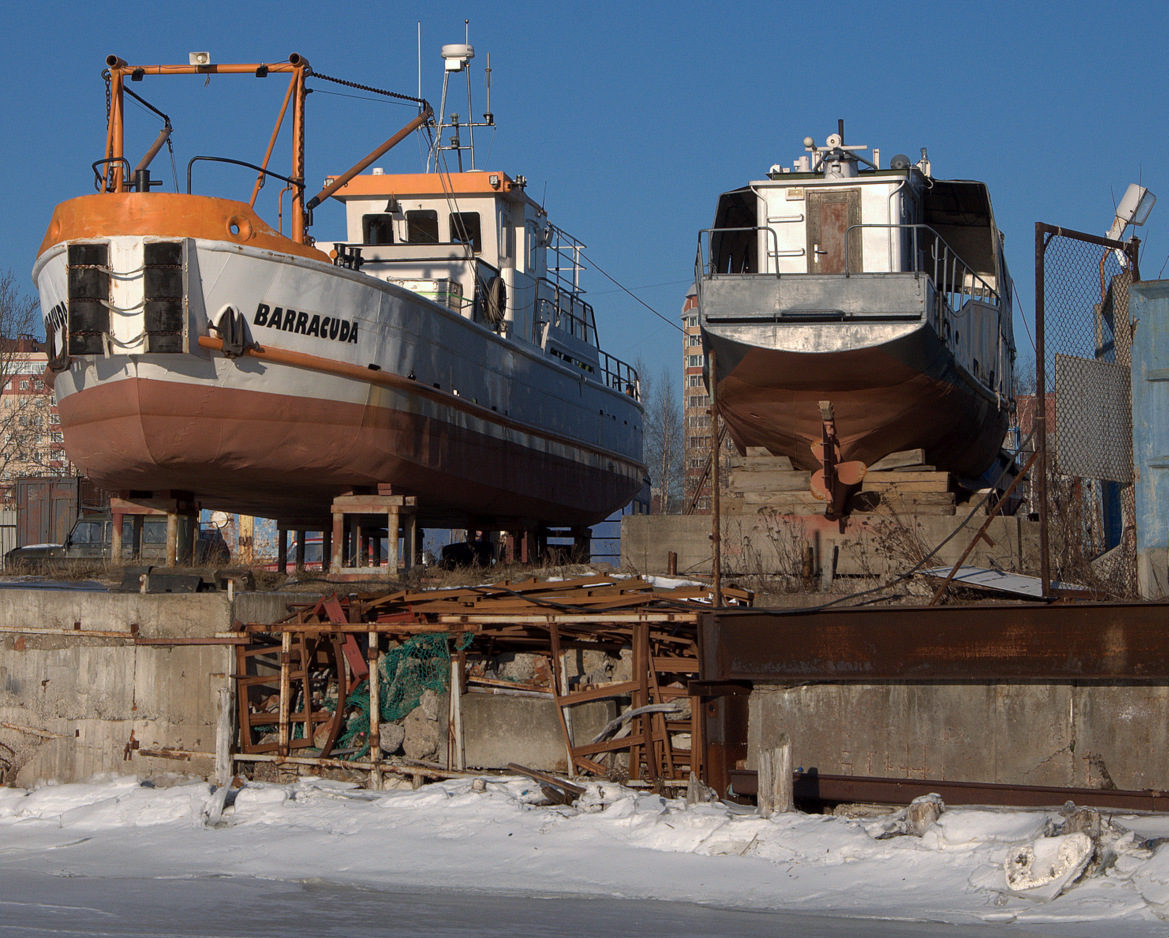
[465,20,475,167]
[484,53,493,125]
[416,22,421,103]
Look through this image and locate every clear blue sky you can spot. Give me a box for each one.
[2,0,1166,385]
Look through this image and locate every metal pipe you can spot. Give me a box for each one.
[250,72,298,207]
[133,125,171,174]
[306,109,433,212]
[290,62,307,243]
[1035,223,1050,596]
[710,346,722,607]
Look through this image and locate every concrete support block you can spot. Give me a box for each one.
[748,681,1169,792]
[461,694,616,773]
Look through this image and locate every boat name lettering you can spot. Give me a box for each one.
[253,303,358,344]
[45,302,68,333]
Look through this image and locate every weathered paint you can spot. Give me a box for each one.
[1130,280,1169,597]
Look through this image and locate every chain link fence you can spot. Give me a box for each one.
[1035,224,1141,596]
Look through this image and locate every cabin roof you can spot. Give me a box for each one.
[330,170,532,203]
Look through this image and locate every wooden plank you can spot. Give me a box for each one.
[862,480,952,493]
[506,762,586,797]
[868,449,928,471]
[434,613,699,625]
[556,680,640,704]
[727,471,814,493]
[652,657,699,673]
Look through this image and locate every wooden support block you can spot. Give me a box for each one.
[757,735,793,818]
[868,449,929,471]
[728,454,796,472]
[727,470,814,493]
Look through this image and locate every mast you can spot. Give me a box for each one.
[290,53,309,243]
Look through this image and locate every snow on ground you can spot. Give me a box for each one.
[3,774,1169,932]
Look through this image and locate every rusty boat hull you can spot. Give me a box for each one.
[696,133,1015,480]
[705,316,1009,477]
[36,193,644,529]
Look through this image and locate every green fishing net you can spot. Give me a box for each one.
[336,632,473,758]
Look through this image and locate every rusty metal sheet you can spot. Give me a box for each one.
[699,602,1169,682]
[729,769,1169,812]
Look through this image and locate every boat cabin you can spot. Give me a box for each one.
[330,168,607,379]
[698,130,1014,400]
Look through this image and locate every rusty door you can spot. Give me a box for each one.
[807,188,861,274]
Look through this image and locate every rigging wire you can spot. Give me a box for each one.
[577,250,684,335]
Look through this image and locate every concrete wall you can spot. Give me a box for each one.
[622,512,1040,581]
[462,695,617,773]
[748,682,1169,792]
[1,586,622,785]
[0,589,300,786]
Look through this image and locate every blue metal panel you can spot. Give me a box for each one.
[1130,281,1169,596]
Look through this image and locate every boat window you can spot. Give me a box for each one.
[500,219,514,261]
[362,213,395,245]
[450,212,482,253]
[406,210,439,243]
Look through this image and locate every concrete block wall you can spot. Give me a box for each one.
[748,682,1169,792]
[1,590,298,786]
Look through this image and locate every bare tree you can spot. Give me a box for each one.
[0,271,60,499]
[639,361,685,513]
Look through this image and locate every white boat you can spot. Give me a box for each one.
[35,46,645,532]
[696,126,1015,497]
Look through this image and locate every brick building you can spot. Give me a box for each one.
[0,337,70,504]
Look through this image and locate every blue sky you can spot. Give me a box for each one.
[2,0,1166,385]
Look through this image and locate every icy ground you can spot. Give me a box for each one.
[4,775,1169,936]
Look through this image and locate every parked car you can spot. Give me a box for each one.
[4,512,228,567]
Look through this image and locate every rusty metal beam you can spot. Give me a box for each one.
[699,602,1169,683]
[729,769,1169,812]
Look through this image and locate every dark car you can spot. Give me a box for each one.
[4,513,228,567]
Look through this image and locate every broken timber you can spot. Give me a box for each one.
[231,575,753,788]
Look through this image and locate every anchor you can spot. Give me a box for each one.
[809,401,866,521]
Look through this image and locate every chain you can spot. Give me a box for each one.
[307,70,429,111]
[101,70,113,191]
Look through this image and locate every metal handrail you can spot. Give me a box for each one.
[534,278,596,346]
[696,226,782,278]
[843,223,999,310]
[186,156,303,196]
[598,350,640,401]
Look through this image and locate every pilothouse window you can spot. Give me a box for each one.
[406,210,439,244]
[362,213,395,245]
[450,212,482,253]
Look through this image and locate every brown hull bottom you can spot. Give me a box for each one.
[716,344,1008,479]
[58,378,641,529]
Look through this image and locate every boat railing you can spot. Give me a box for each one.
[696,226,781,278]
[543,223,590,297]
[534,279,598,346]
[844,223,1000,320]
[186,156,304,199]
[598,351,641,401]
